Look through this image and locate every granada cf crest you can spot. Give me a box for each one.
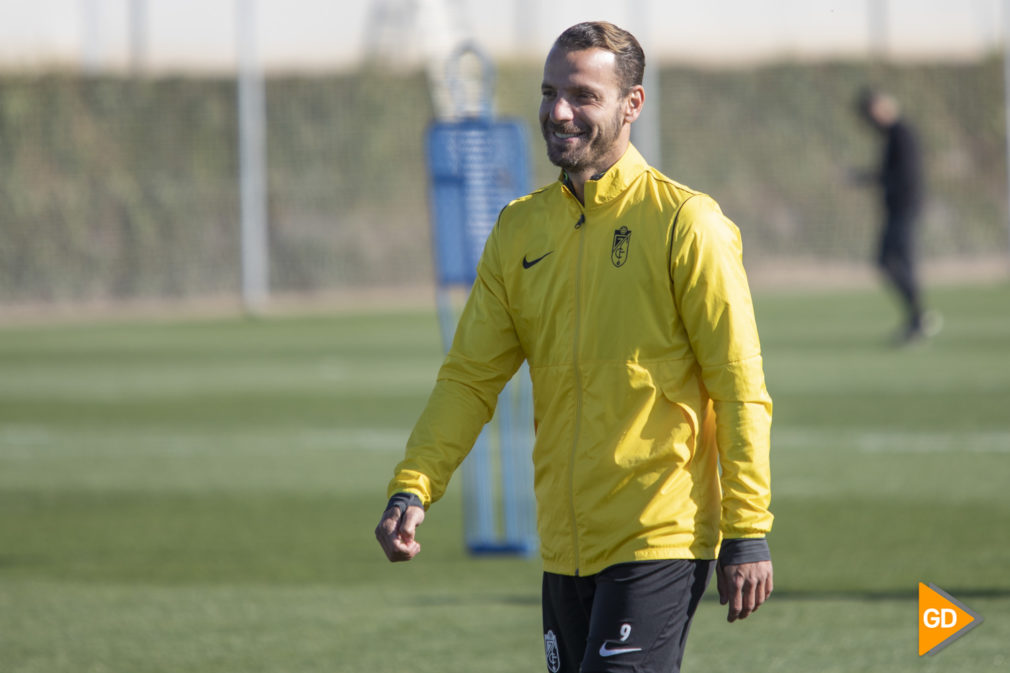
[544,629,561,673]
[611,226,631,267]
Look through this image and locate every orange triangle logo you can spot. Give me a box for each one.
[918,583,983,656]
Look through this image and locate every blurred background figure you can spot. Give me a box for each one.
[853,87,940,345]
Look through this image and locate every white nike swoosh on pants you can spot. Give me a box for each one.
[598,643,644,657]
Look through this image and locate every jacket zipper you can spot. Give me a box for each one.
[569,212,586,574]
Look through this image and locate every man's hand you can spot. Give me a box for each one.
[375,504,425,562]
[717,560,773,622]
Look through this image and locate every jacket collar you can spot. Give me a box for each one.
[560,143,649,208]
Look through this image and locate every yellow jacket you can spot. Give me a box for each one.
[389,145,772,576]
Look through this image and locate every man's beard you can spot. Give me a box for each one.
[542,109,623,172]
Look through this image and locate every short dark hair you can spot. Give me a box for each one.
[856,86,880,115]
[553,21,645,93]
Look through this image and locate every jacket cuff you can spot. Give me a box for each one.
[718,538,771,565]
[385,492,424,516]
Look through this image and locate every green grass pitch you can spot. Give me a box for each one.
[1,281,1008,672]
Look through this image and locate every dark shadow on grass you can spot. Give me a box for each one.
[407,593,540,607]
[0,554,46,569]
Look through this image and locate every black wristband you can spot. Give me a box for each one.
[386,492,423,516]
[718,538,771,566]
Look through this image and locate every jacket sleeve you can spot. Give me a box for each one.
[670,195,773,540]
[386,220,526,507]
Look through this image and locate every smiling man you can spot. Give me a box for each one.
[376,21,774,673]
[540,41,630,188]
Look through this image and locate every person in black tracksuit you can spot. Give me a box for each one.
[855,88,937,344]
